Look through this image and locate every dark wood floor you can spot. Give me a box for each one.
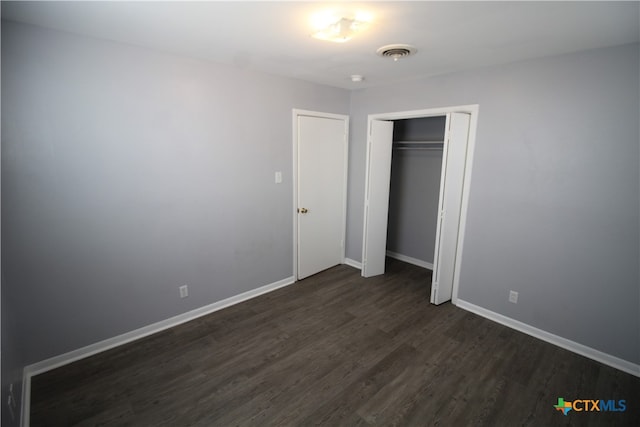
[31,259,638,426]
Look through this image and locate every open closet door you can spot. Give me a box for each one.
[431,112,471,304]
[362,120,394,277]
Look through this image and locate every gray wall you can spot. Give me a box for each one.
[387,117,445,263]
[392,117,447,143]
[347,44,640,364]
[1,16,23,426]
[1,21,349,365]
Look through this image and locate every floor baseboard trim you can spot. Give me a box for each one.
[343,258,362,270]
[385,251,433,270]
[456,299,640,378]
[21,371,30,427]
[20,275,296,426]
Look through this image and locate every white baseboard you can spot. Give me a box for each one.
[343,258,362,270]
[386,250,433,270]
[456,299,640,378]
[21,370,30,427]
[20,275,295,427]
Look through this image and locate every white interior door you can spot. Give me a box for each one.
[431,112,471,304]
[362,120,394,277]
[297,114,348,279]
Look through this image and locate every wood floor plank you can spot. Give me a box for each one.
[299,343,422,426]
[30,258,639,426]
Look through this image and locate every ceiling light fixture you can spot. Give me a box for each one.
[311,12,371,43]
[376,44,417,61]
[351,74,364,82]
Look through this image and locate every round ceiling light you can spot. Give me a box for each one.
[376,44,417,61]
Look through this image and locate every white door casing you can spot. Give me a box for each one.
[295,111,348,280]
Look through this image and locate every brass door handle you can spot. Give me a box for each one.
[298,208,309,214]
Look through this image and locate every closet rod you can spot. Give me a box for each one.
[393,140,444,145]
[393,146,443,151]
[393,140,444,149]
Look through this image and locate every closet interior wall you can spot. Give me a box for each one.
[387,116,446,268]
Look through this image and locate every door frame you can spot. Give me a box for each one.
[292,109,349,280]
[361,104,479,305]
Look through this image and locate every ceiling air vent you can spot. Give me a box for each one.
[376,44,417,61]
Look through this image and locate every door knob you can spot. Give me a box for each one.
[298,208,309,214]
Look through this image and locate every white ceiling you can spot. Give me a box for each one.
[3,1,639,89]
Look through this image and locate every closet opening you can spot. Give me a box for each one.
[362,105,478,305]
[386,116,446,272]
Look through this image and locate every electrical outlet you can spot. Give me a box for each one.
[179,285,189,298]
[509,290,518,304]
